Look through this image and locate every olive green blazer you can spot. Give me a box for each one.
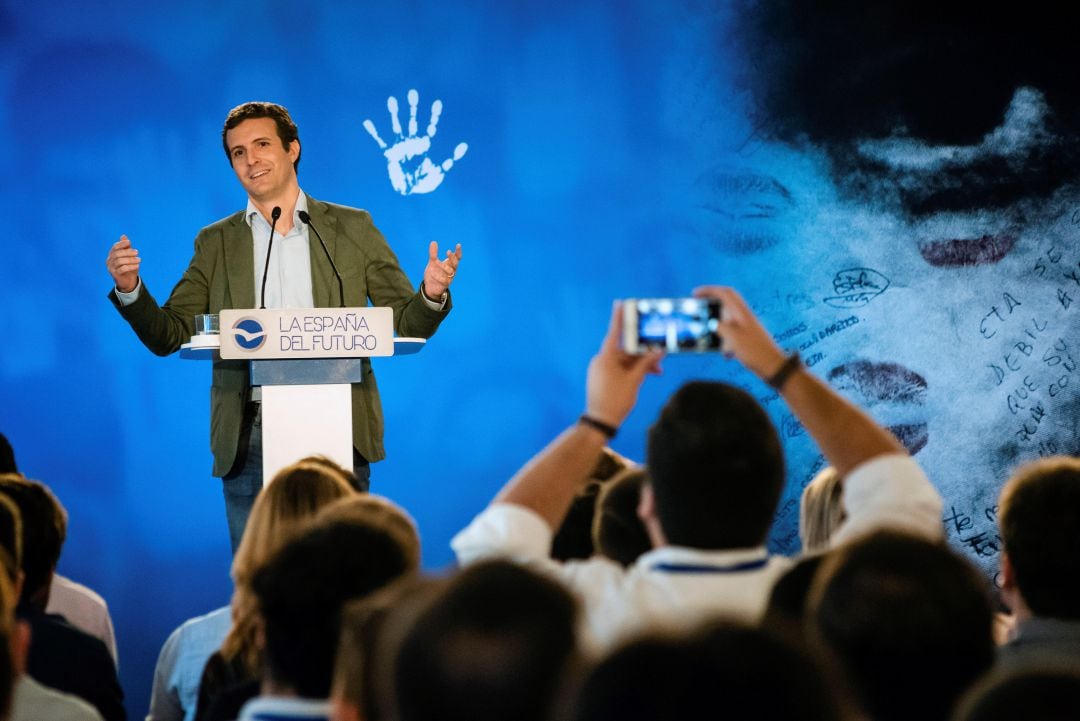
[109,195,451,476]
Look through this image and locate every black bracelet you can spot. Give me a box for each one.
[766,352,802,390]
[579,414,618,439]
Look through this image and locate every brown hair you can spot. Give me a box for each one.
[999,455,1080,620]
[315,494,422,571]
[221,102,301,171]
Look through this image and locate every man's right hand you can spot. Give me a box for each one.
[106,235,141,293]
[585,303,664,428]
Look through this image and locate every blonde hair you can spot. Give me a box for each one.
[221,459,356,673]
[799,466,846,554]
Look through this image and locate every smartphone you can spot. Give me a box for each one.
[621,297,722,354]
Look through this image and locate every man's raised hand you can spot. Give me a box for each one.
[106,235,141,293]
[585,303,664,428]
[423,241,461,298]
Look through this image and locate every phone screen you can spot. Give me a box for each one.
[628,298,721,352]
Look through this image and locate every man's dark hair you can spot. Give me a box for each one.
[646,381,784,549]
[551,448,633,562]
[394,560,578,721]
[571,622,843,721]
[221,101,301,171]
[0,434,16,474]
[593,467,652,566]
[809,531,995,721]
[998,456,1080,621]
[761,553,826,645]
[953,668,1080,721]
[729,1,1080,217]
[0,475,67,610]
[251,518,412,698]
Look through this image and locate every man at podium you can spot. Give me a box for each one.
[104,102,459,551]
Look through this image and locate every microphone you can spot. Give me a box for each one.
[259,206,282,309]
[298,210,345,308]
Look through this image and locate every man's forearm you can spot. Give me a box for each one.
[778,364,904,477]
[494,422,610,530]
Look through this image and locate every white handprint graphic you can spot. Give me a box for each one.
[363,89,468,195]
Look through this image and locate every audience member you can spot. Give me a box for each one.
[808,530,995,721]
[951,667,1080,721]
[761,553,826,645]
[46,576,118,667]
[0,559,19,721]
[570,622,845,721]
[393,561,579,721]
[0,436,15,475]
[591,467,651,567]
[1,492,103,721]
[330,577,444,721]
[315,495,421,570]
[550,448,634,562]
[996,455,1080,668]
[230,507,417,721]
[0,474,124,721]
[453,287,942,651]
[799,466,846,554]
[0,435,116,659]
[148,458,354,721]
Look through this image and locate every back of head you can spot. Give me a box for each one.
[647,381,784,548]
[952,668,1080,721]
[800,466,846,554]
[333,577,444,721]
[252,517,415,698]
[998,456,1080,620]
[762,553,826,644]
[232,460,355,587]
[809,531,995,721]
[551,449,633,562]
[394,560,578,721]
[0,475,66,611]
[592,467,652,566]
[571,622,843,721]
[315,494,421,572]
[0,435,16,474]
[223,460,355,674]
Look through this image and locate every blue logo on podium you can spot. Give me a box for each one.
[232,318,266,351]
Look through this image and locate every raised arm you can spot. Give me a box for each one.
[106,235,142,293]
[694,286,903,477]
[494,303,662,529]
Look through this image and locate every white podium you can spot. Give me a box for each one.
[180,307,424,485]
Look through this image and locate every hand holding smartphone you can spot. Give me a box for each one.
[621,297,722,354]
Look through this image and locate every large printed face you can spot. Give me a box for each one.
[693,83,1080,567]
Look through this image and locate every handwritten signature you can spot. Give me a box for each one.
[824,268,890,308]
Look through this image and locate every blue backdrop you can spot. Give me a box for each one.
[2,1,1078,717]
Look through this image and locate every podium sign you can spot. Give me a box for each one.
[218,307,393,360]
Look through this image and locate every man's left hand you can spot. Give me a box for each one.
[423,241,461,299]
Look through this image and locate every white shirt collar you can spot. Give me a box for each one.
[244,189,309,229]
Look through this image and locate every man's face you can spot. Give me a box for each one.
[225,117,299,204]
